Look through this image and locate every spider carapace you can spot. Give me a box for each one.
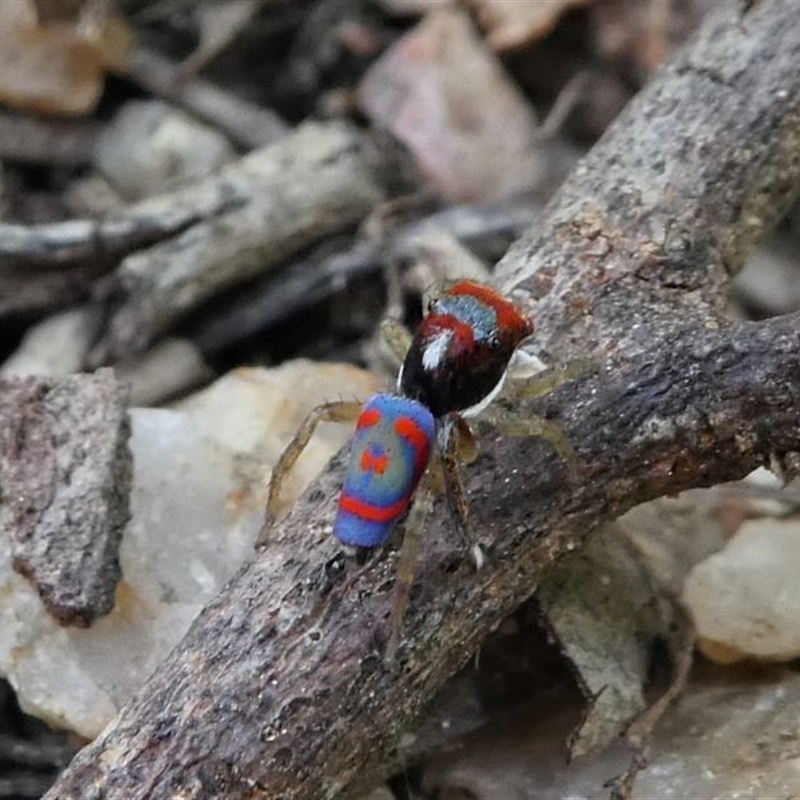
[264,280,584,658]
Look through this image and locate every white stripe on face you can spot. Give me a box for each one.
[421,330,453,371]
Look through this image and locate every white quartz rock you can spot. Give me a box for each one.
[0,361,381,737]
[683,516,800,662]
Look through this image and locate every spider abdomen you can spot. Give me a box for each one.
[334,394,435,548]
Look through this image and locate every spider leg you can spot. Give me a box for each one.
[259,399,364,544]
[454,415,479,464]
[385,469,436,662]
[504,358,597,402]
[379,318,412,368]
[480,405,579,480]
[385,420,479,661]
[439,415,485,570]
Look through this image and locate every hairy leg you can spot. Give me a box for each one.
[454,415,479,464]
[258,399,364,544]
[480,405,579,480]
[504,358,597,402]
[386,418,481,661]
[439,415,485,569]
[385,472,435,662]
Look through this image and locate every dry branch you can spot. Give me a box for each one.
[192,196,540,354]
[0,267,102,319]
[123,46,289,150]
[0,121,380,336]
[46,2,800,798]
[0,111,97,166]
[97,120,384,359]
[0,171,245,268]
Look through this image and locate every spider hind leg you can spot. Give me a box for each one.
[386,416,481,661]
[385,472,435,662]
[259,399,364,545]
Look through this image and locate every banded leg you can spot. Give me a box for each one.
[385,470,435,662]
[439,415,485,569]
[480,405,579,480]
[505,358,597,402]
[259,399,364,544]
[386,421,479,661]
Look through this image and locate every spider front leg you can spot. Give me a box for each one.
[504,358,597,402]
[439,414,485,569]
[493,358,597,479]
[480,403,579,480]
[259,399,364,545]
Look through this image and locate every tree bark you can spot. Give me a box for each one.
[46,2,800,798]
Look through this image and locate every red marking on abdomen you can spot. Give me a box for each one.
[359,448,388,474]
[338,492,409,523]
[394,416,432,474]
[357,407,381,428]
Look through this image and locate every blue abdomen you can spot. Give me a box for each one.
[334,394,435,548]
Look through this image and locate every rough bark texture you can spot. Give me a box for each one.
[46,2,800,798]
[0,370,131,627]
